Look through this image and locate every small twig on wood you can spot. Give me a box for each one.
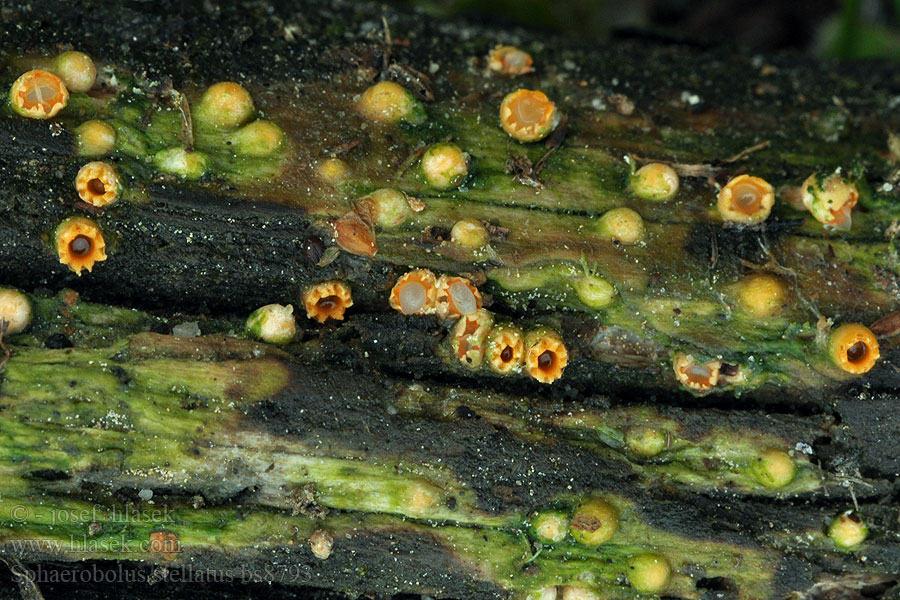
[169,90,194,151]
[381,16,392,76]
[723,140,771,163]
[394,144,428,180]
[534,113,568,173]
[630,140,771,180]
[326,138,362,157]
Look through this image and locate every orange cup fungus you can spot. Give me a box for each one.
[488,45,534,76]
[485,325,525,374]
[499,89,558,142]
[304,281,353,323]
[828,323,879,375]
[390,270,438,316]
[9,69,69,119]
[435,275,482,319]
[55,216,107,275]
[75,161,120,207]
[451,309,494,369]
[717,175,774,224]
[524,329,568,383]
[673,353,722,393]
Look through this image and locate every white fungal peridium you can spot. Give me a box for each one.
[153,147,209,179]
[309,529,334,560]
[0,288,32,335]
[435,275,481,319]
[390,270,437,316]
[246,304,296,345]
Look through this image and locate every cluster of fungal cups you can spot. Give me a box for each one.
[670,270,880,394]
[245,281,354,345]
[526,499,672,599]
[389,269,568,383]
[9,49,285,275]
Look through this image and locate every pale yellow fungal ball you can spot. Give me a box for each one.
[749,448,795,489]
[245,304,296,345]
[317,158,351,183]
[54,51,97,93]
[153,147,209,179]
[631,163,679,201]
[309,529,334,560]
[530,511,569,543]
[570,498,618,546]
[828,511,868,549]
[196,82,255,129]
[625,426,667,457]
[421,143,469,190]
[356,81,425,125]
[627,553,672,594]
[0,288,32,335]
[574,275,616,309]
[597,207,644,244]
[230,120,284,156]
[560,586,600,600]
[75,120,117,156]
[734,273,789,318]
[450,218,489,248]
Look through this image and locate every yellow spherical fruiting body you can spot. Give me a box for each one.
[356,81,426,125]
[153,147,210,179]
[627,553,672,594]
[597,207,644,244]
[230,120,285,156]
[450,219,489,248]
[625,426,667,457]
[499,89,558,142]
[356,189,412,229]
[75,120,117,156]
[54,51,97,93]
[570,498,618,546]
[529,510,569,543]
[749,448,796,489]
[631,163,679,201]
[9,69,69,119]
[420,143,470,190]
[317,158,351,183]
[734,273,789,318]
[195,82,255,129]
[828,323,879,375]
[574,275,616,309]
[828,511,868,550]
